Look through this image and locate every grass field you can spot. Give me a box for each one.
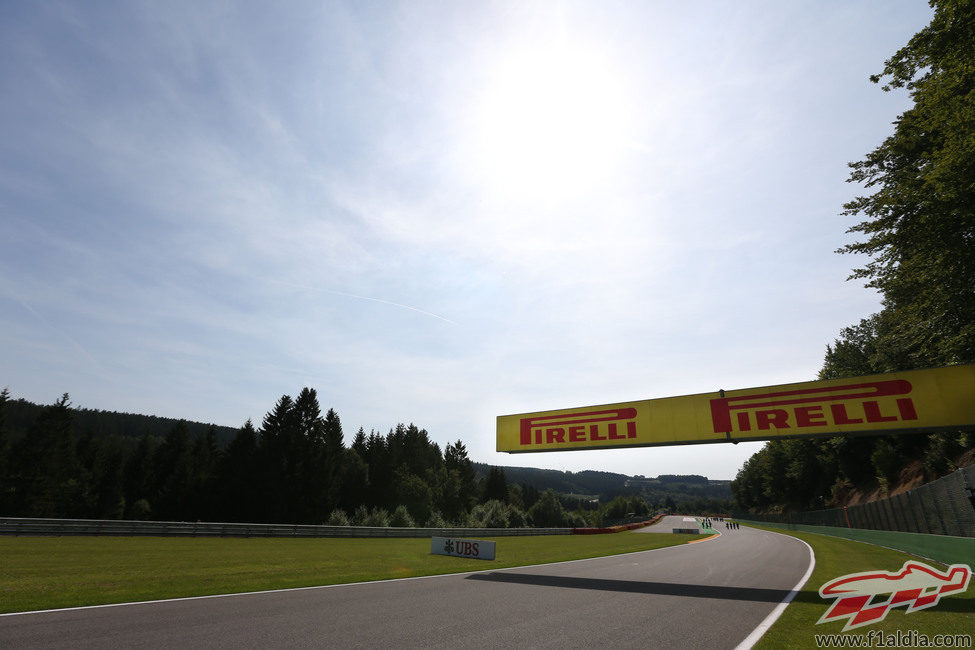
[751,525,975,649]
[0,532,693,614]
[8,526,970,647]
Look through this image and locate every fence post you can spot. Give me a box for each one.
[940,473,965,537]
[874,501,884,530]
[881,498,895,532]
[960,468,975,537]
[892,493,908,532]
[862,502,873,530]
[917,488,943,535]
[907,490,927,534]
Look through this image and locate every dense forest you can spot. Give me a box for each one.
[2,397,240,448]
[0,388,730,526]
[731,0,975,514]
[475,464,632,496]
[624,475,733,512]
[0,387,483,526]
[477,466,733,515]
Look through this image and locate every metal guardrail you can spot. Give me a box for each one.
[0,517,572,538]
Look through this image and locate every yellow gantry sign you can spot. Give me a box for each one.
[497,364,975,453]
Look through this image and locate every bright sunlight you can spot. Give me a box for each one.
[464,39,636,206]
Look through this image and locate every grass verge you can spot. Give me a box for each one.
[0,532,693,614]
[749,525,975,649]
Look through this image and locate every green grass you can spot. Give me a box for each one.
[0,532,692,614]
[750,525,975,649]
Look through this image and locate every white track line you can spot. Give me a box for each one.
[734,527,817,650]
[1,534,714,618]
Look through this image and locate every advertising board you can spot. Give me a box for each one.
[497,364,975,453]
[431,536,496,560]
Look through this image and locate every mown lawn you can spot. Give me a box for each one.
[0,531,692,614]
[751,525,975,649]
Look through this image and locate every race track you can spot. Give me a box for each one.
[0,517,813,649]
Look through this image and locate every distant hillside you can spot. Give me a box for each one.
[473,463,733,504]
[3,397,239,447]
[472,463,632,496]
[623,475,733,504]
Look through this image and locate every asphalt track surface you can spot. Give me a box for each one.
[1,516,812,649]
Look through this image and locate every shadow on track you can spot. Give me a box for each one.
[466,572,792,603]
[467,573,975,612]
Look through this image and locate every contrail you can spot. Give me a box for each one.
[13,296,104,370]
[268,279,457,325]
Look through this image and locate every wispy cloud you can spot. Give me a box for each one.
[0,275,106,379]
[266,278,458,325]
[0,1,931,478]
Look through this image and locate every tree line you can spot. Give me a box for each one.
[732,0,975,513]
[0,387,698,526]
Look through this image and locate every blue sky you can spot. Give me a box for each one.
[0,2,932,479]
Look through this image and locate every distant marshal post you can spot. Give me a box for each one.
[497,365,975,453]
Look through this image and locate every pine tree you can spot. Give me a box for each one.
[188,425,219,520]
[289,388,326,522]
[293,388,325,444]
[152,421,193,520]
[323,408,343,457]
[216,420,260,522]
[445,441,476,490]
[482,467,509,504]
[334,448,368,514]
[351,427,367,456]
[0,388,9,513]
[261,395,295,446]
[123,433,155,519]
[89,438,126,519]
[258,395,295,522]
[10,394,83,517]
[364,430,393,508]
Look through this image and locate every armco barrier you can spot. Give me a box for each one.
[739,520,975,567]
[0,517,571,538]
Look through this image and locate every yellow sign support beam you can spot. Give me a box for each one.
[497,364,975,453]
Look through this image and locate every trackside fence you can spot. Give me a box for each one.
[737,466,975,538]
[0,518,572,538]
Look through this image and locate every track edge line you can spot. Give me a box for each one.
[0,536,699,618]
[733,528,816,650]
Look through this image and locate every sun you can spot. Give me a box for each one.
[463,40,635,206]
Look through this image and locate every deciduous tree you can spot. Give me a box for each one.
[839,0,975,367]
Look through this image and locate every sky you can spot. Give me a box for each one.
[0,1,933,480]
